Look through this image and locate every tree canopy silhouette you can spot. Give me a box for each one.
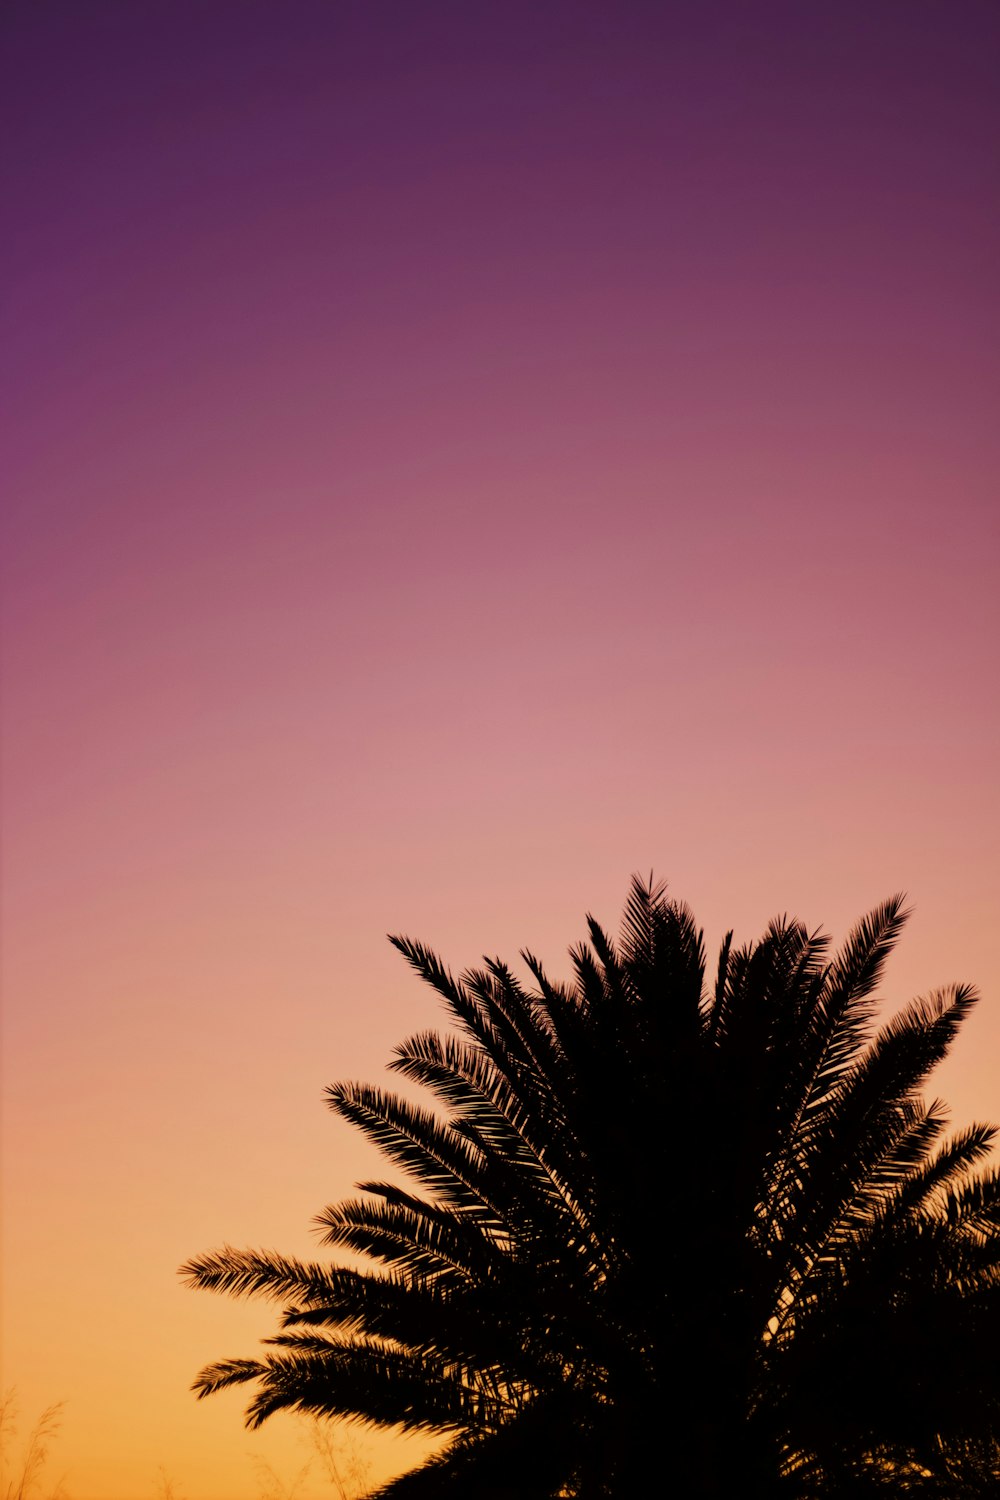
[182,878,1000,1497]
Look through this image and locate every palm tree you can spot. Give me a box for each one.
[182,878,1000,1497]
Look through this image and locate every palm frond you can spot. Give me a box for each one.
[184,880,998,1498]
[323,1083,504,1220]
[180,1247,354,1305]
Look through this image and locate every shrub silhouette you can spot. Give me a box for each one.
[183,878,1000,1496]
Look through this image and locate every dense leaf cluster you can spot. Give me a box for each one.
[182,879,1000,1497]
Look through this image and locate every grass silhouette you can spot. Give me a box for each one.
[249,1419,371,1500]
[1,1393,368,1500]
[1,1394,69,1500]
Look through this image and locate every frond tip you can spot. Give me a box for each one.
[192,1358,265,1399]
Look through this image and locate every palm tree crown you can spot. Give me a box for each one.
[182,878,1000,1496]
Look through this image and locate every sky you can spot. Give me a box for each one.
[2,1,998,1495]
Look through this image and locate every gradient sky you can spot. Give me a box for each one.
[2,3,998,1496]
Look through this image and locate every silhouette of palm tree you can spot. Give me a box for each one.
[182,879,1000,1496]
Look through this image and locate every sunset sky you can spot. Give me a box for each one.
[2,2,998,1495]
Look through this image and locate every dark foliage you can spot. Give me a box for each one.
[182,879,1000,1496]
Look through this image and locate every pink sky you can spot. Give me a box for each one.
[2,4,998,1495]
